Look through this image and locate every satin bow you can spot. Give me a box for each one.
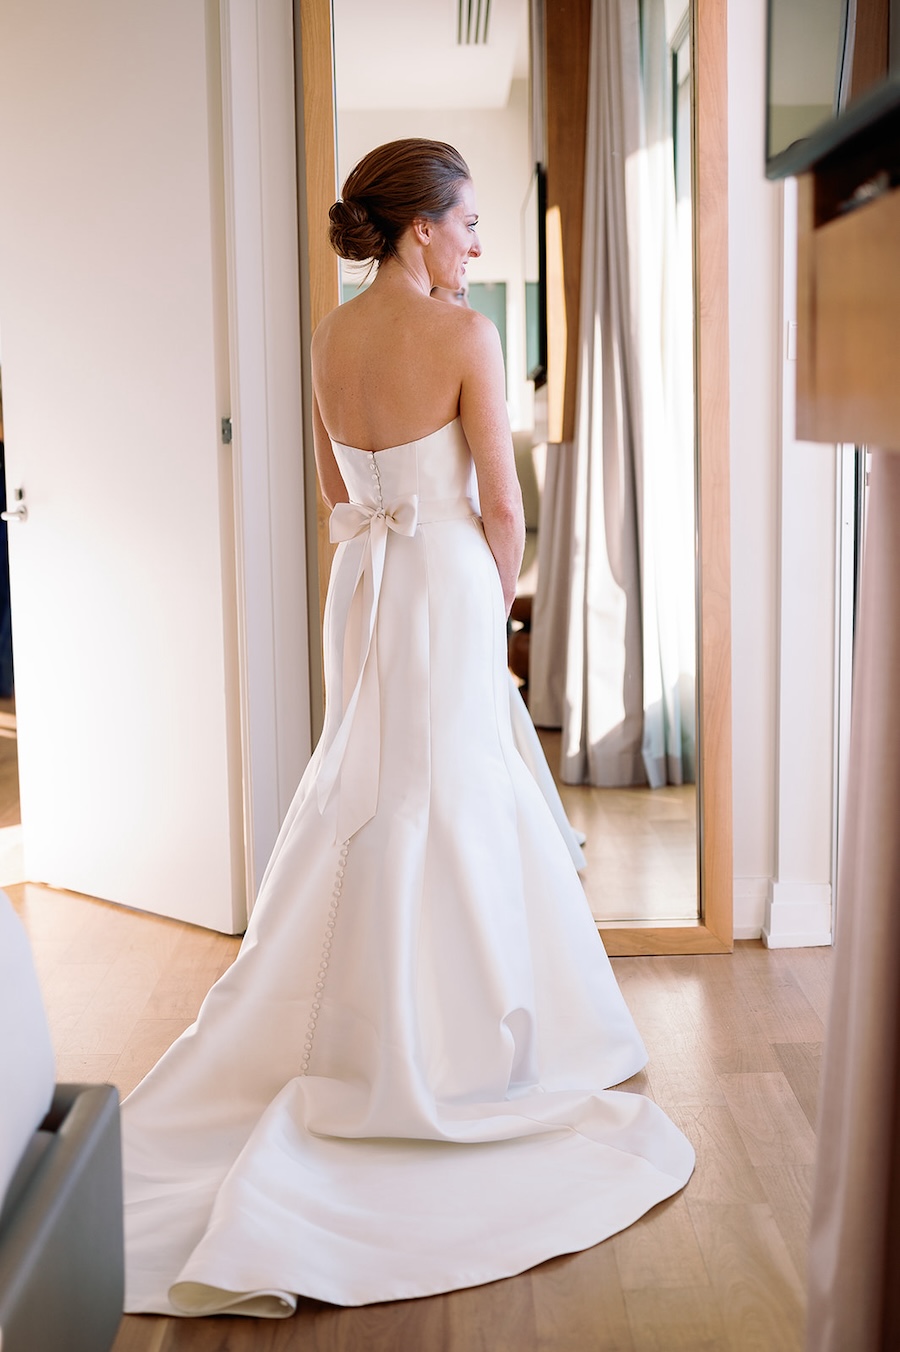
[328,497,419,544]
[317,494,420,842]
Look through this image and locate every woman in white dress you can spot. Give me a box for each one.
[121,138,693,1319]
[430,279,587,872]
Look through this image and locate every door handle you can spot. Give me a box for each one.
[1,489,28,524]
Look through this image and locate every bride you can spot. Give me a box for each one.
[121,137,694,1319]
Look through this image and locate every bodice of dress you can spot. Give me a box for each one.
[319,417,480,845]
[330,416,478,522]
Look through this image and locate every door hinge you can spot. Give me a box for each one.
[221,416,233,445]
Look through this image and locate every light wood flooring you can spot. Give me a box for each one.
[9,880,832,1352]
[536,728,699,925]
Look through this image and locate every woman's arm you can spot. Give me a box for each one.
[311,390,349,511]
[458,314,525,615]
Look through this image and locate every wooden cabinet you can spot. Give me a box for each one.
[797,172,900,451]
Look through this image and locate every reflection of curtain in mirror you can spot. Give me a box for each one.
[638,0,696,786]
[529,0,695,789]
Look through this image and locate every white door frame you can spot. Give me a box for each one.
[832,441,857,942]
[763,177,836,949]
[219,0,312,905]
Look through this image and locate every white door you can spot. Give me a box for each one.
[0,0,248,931]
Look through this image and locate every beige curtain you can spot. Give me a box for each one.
[529,441,575,729]
[530,0,696,788]
[806,448,900,1350]
[638,0,696,787]
[530,0,645,787]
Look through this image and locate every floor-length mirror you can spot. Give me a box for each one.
[528,0,699,929]
[326,0,729,946]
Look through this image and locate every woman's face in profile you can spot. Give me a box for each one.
[426,179,481,293]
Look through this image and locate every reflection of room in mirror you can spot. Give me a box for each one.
[538,729,697,925]
[528,0,699,924]
[766,0,847,161]
[331,0,701,929]
[332,0,534,432]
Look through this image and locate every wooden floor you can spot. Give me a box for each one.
[537,729,699,925]
[9,882,832,1352]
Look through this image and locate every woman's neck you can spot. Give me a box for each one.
[373,250,431,298]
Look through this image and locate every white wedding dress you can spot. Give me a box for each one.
[122,418,693,1317]
[507,673,586,870]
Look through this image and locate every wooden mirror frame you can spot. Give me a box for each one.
[607,0,732,955]
[294,0,732,957]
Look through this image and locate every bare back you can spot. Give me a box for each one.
[311,269,524,615]
[312,285,476,452]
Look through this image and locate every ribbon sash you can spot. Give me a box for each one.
[316,496,419,841]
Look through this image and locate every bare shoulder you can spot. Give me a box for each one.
[310,309,332,370]
[430,302,499,362]
[429,299,492,337]
[311,301,348,355]
[455,308,504,382]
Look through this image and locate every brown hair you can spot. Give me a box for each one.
[328,138,471,265]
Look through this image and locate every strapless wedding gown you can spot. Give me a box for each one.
[507,673,586,869]
[122,418,693,1317]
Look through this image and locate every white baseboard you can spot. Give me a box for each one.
[762,880,833,948]
[733,877,769,939]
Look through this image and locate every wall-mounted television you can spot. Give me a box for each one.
[766,0,900,178]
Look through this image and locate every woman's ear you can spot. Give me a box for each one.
[411,216,432,247]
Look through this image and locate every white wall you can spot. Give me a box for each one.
[336,82,535,429]
[763,177,836,947]
[728,0,838,944]
[220,0,311,901]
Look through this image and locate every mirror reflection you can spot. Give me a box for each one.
[332,0,699,927]
[766,0,848,163]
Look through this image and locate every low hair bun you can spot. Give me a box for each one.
[327,139,471,267]
[328,197,384,263]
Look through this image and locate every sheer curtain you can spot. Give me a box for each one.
[530,0,696,789]
[638,0,696,787]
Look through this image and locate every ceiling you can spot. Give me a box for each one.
[333,0,530,111]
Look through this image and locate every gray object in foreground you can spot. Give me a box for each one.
[0,1082,123,1352]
